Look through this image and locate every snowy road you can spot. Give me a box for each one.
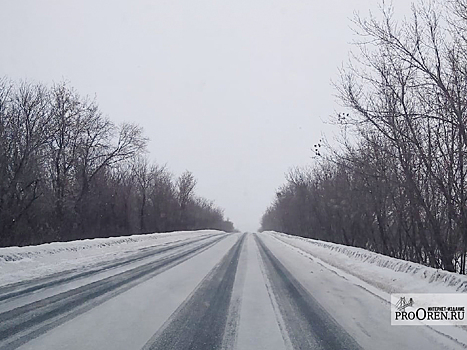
[0,232,465,349]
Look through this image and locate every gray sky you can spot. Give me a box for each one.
[0,0,410,232]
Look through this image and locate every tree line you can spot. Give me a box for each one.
[0,79,235,247]
[261,0,467,273]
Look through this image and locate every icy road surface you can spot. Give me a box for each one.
[0,232,466,349]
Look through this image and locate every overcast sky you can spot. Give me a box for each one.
[1,0,411,232]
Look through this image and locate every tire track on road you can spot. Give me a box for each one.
[143,233,246,350]
[0,235,226,350]
[254,234,363,350]
[0,235,216,303]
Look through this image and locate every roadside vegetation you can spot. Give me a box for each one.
[261,0,467,273]
[0,80,235,247]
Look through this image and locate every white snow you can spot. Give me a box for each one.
[3,230,467,349]
[0,230,225,287]
[262,231,467,349]
[17,233,241,350]
[235,234,289,350]
[264,230,467,294]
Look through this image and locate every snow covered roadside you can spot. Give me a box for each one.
[266,231,467,295]
[0,230,226,287]
[265,230,467,347]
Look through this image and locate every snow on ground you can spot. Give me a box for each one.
[266,230,467,294]
[265,230,467,347]
[258,232,466,349]
[235,234,289,350]
[3,230,467,349]
[3,228,466,295]
[17,234,241,350]
[0,230,225,287]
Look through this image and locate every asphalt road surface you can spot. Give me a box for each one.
[0,232,463,350]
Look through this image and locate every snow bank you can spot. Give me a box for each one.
[266,231,467,294]
[0,230,225,287]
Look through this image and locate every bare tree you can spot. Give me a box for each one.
[0,79,235,246]
[261,0,467,273]
[0,80,52,244]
